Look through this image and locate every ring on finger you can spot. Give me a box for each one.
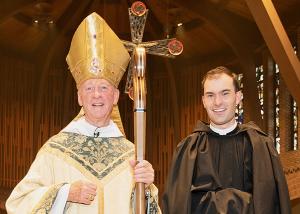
[88,194,94,201]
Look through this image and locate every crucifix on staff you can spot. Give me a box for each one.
[122,1,183,213]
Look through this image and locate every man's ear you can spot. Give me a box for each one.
[202,95,207,109]
[236,91,243,105]
[113,89,120,105]
[78,91,83,106]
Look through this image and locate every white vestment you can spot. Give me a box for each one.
[6,118,160,214]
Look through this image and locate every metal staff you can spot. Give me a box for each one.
[123,2,183,213]
[133,46,146,214]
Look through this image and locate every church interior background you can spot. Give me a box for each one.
[1,0,300,213]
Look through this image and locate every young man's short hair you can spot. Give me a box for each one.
[201,66,240,92]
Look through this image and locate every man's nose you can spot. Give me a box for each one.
[93,89,102,97]
[214,95,222,105]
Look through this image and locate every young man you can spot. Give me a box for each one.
[163,66,291,214]
[6,13,160,214]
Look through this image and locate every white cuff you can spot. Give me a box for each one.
[50,184,70,214]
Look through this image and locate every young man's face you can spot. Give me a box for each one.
[78,78,119,125]
[202,73,242,129]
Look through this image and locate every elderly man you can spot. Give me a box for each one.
[163,66,291,214]
[6,13,160,214]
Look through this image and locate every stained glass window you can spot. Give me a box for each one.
[258,46,298,153]
[293,100,298,150]
[236,73,244,124]
[292,46,298,150]
[275,64,280,152]
[255,65,264,119]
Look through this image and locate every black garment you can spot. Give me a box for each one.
[191,127,253,213]
[162,121,291,214]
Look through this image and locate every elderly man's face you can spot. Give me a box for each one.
[202,73,242,129]
[78,79,119,126]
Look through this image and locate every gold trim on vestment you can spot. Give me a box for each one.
[39,132,135,213]
[30,183,65,214]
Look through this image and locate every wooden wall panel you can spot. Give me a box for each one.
[0,53,34,188]
[36,65,79,150]
[177,64,209,138]
[0,54,79,192]
[147,61,176,197]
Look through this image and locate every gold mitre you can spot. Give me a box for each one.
[66,13,130,135]
[66,12,130,88]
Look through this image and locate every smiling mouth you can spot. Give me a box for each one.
[92,103,104,107]
[213,108,225,112]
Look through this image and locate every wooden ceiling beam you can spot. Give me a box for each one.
[245,0,300,104]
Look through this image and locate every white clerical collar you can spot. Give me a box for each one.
[209,121,237,135]
[61,117,123,137]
